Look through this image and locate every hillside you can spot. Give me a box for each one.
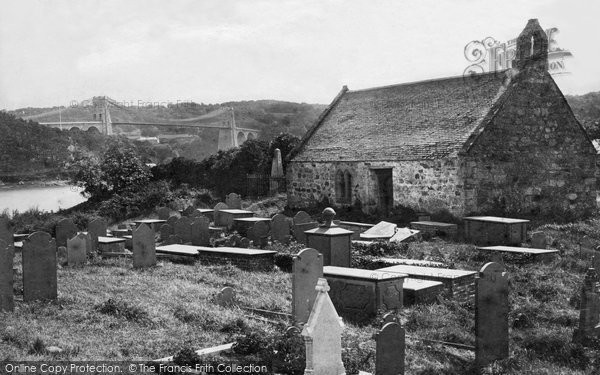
[566,92,600,139]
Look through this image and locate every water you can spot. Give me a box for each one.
[0,185,87,214]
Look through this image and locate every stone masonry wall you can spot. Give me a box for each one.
[462,70,598,217]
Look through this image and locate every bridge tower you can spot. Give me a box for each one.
[93,97,113,135]
[217,107,238,151]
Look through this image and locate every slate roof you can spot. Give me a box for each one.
[291,71,511,162]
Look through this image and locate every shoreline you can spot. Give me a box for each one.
[0,180,72,190]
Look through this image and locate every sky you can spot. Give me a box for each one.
[1,0,599,110]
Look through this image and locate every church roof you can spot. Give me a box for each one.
[290,71,511,162]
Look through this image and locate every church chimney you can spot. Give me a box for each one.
[514,19,548,71]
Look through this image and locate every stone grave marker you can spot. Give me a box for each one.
[292,248,324,324]
[157,207,170,220]
[360,221,397,240]
[182,206,196,217]
[382,312,398,325]
[375,321,405,375]
[301,278,345,375]
[133,224,156,268]
[390,227,420,243]
[67,233,88,266]
[166,215,179,228]
[0,217,14,260]
[213,202,229,227]
[531,231,547,249]
[271,214,291,243]
[88,218,107,252]
[475,262,509,367]
[292,211,317,245]
[573,267,600,343]
[225,193,242,209]
[249,221,269,247]
[293,211,312,225]
[191,216,210,246]
[22,231,57,301]
[160,223,174,242]
[55,218,78,248]
[174,216,193,243]
[216,287,236,307]
[166,235,183,245]
[0,239,13,312]
[57,246,68,266]
[240,237,250,248]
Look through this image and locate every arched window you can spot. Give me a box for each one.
[344,171,352,203]
[335,169,353,204]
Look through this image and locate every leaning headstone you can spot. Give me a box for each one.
[475,262,509,367]
[531,231,547,249]
[0,239,13,312]
[216,287,236,307]
[66,233,88,266]
[182,206,196,217]
[55,218,78,248]
[174,216,193,243]
[573,267,600,343]
[292,248,324,324]
[271,214,291,243]
[390,228,420,243]
[133,224,156,268]
[191,216,210,246]
[22,231,57,301]
[225,193,242,209]
[160,223,174,242]
[301,278,345,375]
[375,322,405,375]
[88,218,108,251]
[213,202,229,227]
[166,215,179,228]
[157,207,170,221]
[0,217,14,260]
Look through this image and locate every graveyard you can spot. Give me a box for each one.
[1,196,600,374]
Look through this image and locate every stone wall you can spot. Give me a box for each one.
[462,70,598,217]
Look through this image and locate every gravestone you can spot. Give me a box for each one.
[55,218,78,248]
[271,214,291,243]
[382,312,398,325]
[174,216,193,243]
[160,224,174,242]
[573,267,600,343]
[360,221,397,240]
[270,148,284,193]
[305,208,353,267]
[475,262,509,367]
[157,207,170,220]
[0,217,14,260]
[191,216,210,246]
[66,233,88,266]
[225,193,242,209]
[213,202,229,227]
[166,215,178,228]
[182,206,196,217]
[301,278,345,375]
[57,246,68,266]
[292,248,324,324]
[390,228,420,243]
[292,211,317,245]
[133,224,156,268]
[0,239,13,312]
[531,231,547,249]
[293,211,312,225]
[88,218,108,252]
[22,231,57,301]
[249,221,269,247]
[375,322,405,375]
[240,237,250,248]
[216,287,236,307]
[166,235,183,245]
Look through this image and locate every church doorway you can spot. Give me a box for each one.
[374,168,393,215]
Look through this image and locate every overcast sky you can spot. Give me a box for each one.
[1,0,598,110]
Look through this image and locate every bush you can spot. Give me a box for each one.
[98,180,172,221]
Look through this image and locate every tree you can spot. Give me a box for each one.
[70,139,151,201]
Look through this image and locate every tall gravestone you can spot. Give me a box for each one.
[271,214,291,243]
[213,202,229,227]
[0,217,14,260]
[174,216,193,243]
[293,211,318,245]
[55,218,78,248]
[22,231,57,301]
[133,224,156,268]
[157,207,170,221]
[301,278,345,375]
[375,322,405,375]
[225,193,242,209]
[270,148,284,194]
[191,216,210,246]
[66,233,88,266]
[0,239,13,312]
[530,231,547,249]
[475,262,509,367]
[88,218,107,252]
[166,215,179,228]
[160,223,174,242]
[573,267,600,343]
[250,221,269,247]
[292,248,324,324]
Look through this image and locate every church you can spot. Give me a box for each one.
[286,19,598,218]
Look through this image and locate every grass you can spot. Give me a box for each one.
[1,219,600,374]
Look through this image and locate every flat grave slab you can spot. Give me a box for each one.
[377,264,477,303]
[477,245,559,261]
[352,240,376,246]
[98,236,126,253]
[233,217,271,236]
[196,246,276,271]
[337,221,375,240]
[156,244,200,257]
[360,221,397,240]
[410,221,458,238]
[13,234,29,241]
[390,228,420,243]
[218,209,255,228]
[403,278,445,305]
[376,258,445,267]
[463,216,529,246]
[323,266,407,322]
